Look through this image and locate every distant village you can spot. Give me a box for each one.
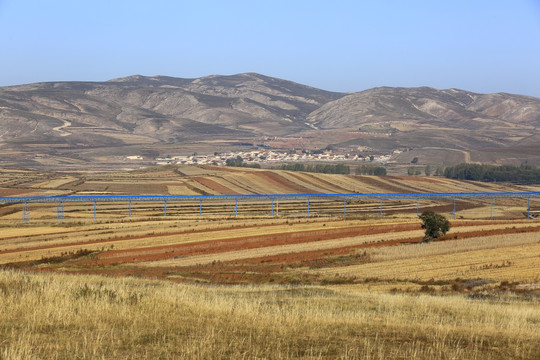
[126,149,400,166]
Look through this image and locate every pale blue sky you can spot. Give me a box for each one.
[1,0,539,96]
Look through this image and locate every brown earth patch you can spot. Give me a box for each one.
[0,189,35,196]
[75,221,538,266]
[75,223,420,265]
[192,177,239,194]
[356,176,416,193]
[287,172,351,193]
[0,221,299,256]
[256,171,318,194]
[223,237,423,266]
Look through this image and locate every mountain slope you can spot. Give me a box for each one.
[1,75,539,168]
[308,87,539,129]
[306,87,540,154]
[0,73,343,146]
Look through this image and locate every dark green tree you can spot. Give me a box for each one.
[419,210,450,241]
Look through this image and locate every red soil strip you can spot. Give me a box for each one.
[76,221,529,266]
[0,222,294,255]
[286,172,351,193]
[224,237,424,265]
[76,223,421,265]
[192,177,240,195]
[356,176,416,193]
[256,171,318,194]
[217,226,540,267]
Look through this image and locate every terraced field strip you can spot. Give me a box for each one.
[0,226,79,239]
[1,217,535,265]
[210,172,269,194]
[139,229,424,267]
[167,185,200,195]
[0,219,387,263]
[82,223,422,265]
[135,223,540,268]
[216,224,540,268]
[368,228,540,262]
[254,171,317,194]
[280,172,352,193]
[314,232,540,282]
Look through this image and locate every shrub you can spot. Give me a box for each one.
[419,210,450,241]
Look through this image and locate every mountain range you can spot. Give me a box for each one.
[0,73,539,169]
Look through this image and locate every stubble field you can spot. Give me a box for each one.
[0,165,539,359]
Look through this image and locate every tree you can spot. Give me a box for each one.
[408,167,420,176]
[373,167,387,175]
[425,164,432,176]
[419,210,450,241]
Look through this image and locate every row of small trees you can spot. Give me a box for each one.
[444,163,540,184]
[275,163,351,174]
[356,165,387,175]
[225,157,261,168]
[226,158,539,184]
[407,165,444,176]
[275,164,388,175]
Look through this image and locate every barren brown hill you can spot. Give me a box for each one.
[1,74,539,168]
[307,87,540,164]
[0,73,342,144]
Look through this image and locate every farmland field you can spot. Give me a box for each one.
[0,165,539,359]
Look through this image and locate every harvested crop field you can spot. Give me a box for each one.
[1,165,539,286]
[1,165,540,359]
[1,214,538,288]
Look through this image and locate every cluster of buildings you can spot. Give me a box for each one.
[134,150,394,166]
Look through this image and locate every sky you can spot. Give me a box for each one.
[1,0,539,97]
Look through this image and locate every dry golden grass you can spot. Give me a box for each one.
[368,230,540,263]
[315,232,540,282]
[166,185,200,195]
[28,177,78,189]
[1,269,539,359]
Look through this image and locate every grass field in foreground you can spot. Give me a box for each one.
[1,269,539,360]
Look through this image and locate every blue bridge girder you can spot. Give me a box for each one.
[1,192,539,204]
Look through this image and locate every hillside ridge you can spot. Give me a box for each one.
[0,73,539,169]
